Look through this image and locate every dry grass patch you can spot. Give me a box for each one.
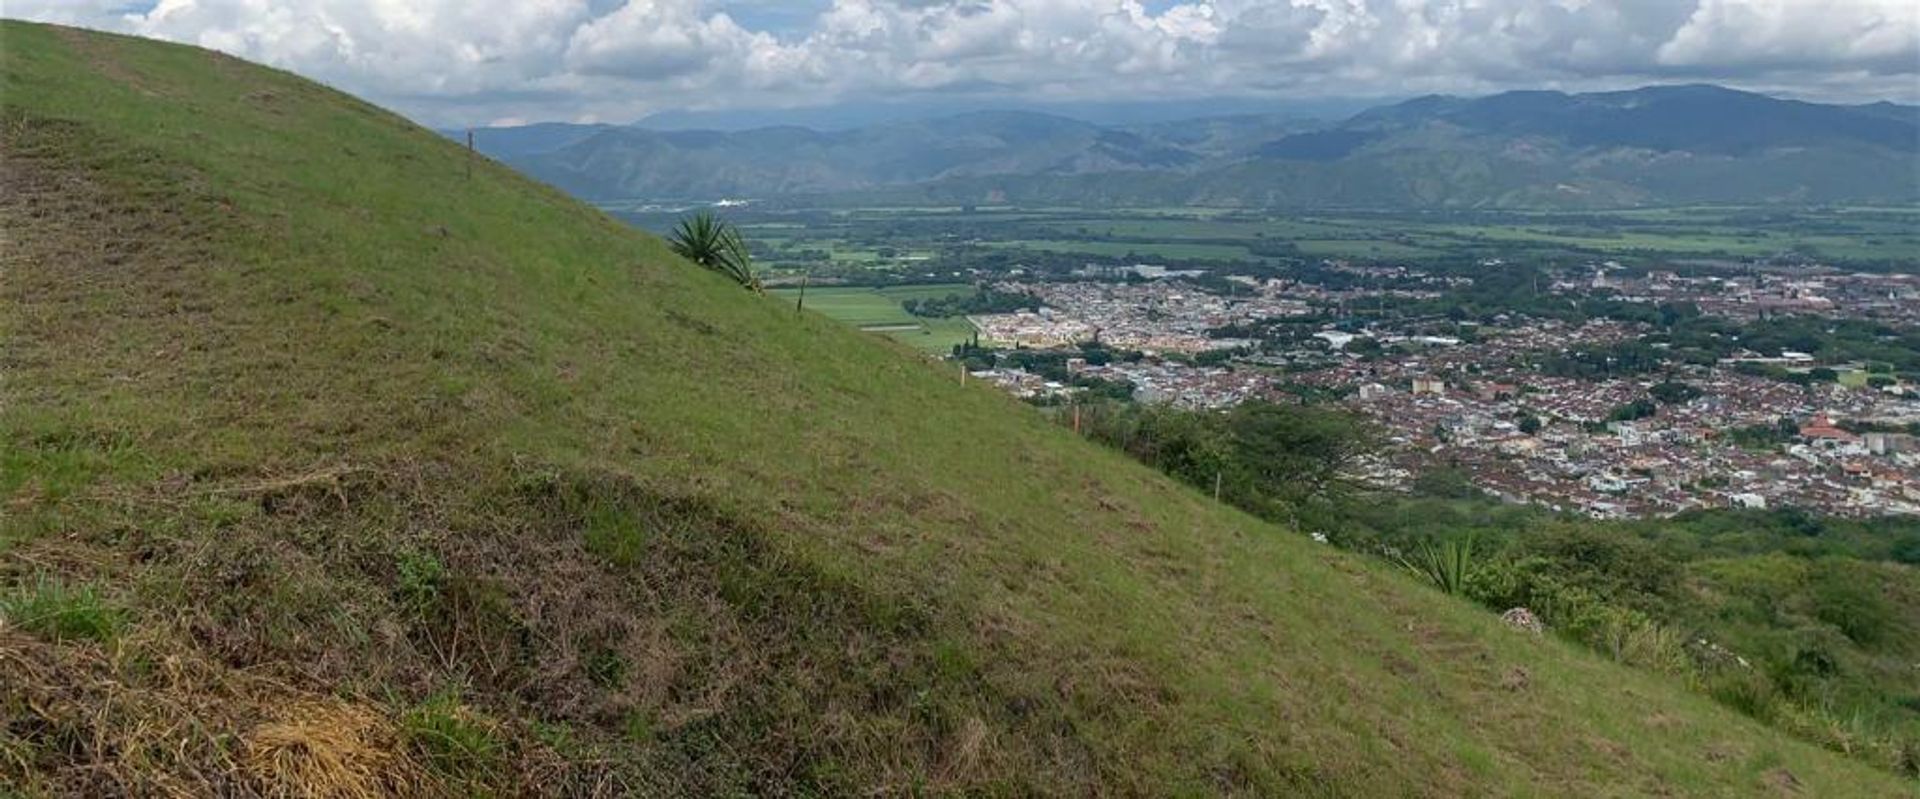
[242,700,429,798]
[0,627,430,796]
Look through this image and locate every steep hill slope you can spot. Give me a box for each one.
[0,22,1908,796]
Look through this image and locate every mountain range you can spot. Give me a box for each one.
[470,85,1920,208]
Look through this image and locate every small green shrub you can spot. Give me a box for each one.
[1593,610,1690,675]
[2,576,123,643]
[395,549,445,616]
[402,693,504,784]
[1707,672,1780,723]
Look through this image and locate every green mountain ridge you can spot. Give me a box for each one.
[1,21,1909,796]
[474,85,1920,209]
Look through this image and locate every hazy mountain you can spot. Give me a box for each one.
[1336,84,1917,154]
[631,96,1375,131]
[466,121,614,157]
[490,110,1200,199]
[472,85,1920,208]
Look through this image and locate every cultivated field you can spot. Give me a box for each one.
[769,283,977,353]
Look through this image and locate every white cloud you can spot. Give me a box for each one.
[123,0,593,97]
[1659,0,1919,73]
[8,0,1916,126]
[565,0,768,78]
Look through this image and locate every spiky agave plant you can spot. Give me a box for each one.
[1400,534,1476,596]
[667,211,760,291]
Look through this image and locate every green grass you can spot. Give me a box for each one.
[1,576,124,643]
[2,20,1911,795]
[402,693,507,785]
[909,315,983,354]
[988,238,1255,261]
[772,283,978,353]
[775,286,922,326]
[1291,237,1444,258]
[870,283,977,302]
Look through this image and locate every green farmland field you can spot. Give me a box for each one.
[771,283,977,353]
[987,238,1255,261]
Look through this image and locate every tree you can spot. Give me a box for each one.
[1607,398,1657,422]
[1412,467,1482,499]
[1225,401,1376,507]
[1518,414,1543,435]
[667,211,760,291]
[1649,381,1702,404]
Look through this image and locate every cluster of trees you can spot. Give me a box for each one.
[1606,378,1702,424]
[1725,417,1802,449]
[1606,398,1658,422]
[1073,399,1377,518]
[901,288,1038,318]
[1532,341,1668,379]
[1840,418,1920,437]
[1648,380,1702,404]
[1655,316,1920,377]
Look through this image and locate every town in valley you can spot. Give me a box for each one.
[684,205,1920,521]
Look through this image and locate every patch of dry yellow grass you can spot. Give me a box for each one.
[243,700,429,799]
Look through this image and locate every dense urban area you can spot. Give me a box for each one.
[968,263,1920,519]
[664,205,1920,522]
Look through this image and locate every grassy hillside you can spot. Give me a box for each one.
[0,22,1908,796]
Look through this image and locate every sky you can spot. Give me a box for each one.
[10,1,1919,128]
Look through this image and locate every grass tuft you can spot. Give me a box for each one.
[1,576,123,643]
[401,693,506,786]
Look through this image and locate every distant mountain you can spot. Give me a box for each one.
[630,96,1371,131]
[1338,85,1917,154]
[472,85,1920,208]
[480,110,1200,199]
[467,122,613,157]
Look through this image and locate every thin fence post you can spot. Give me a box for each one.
[1214,471,1223,502]
[465,129,474,181]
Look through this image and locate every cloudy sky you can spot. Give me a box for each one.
[11,1,1919,127]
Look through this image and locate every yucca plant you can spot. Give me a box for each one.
[1401,534,1476,596]
[667,211,760,291]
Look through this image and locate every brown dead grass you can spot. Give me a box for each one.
[0,627,433,797]
[241,701,429,798]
